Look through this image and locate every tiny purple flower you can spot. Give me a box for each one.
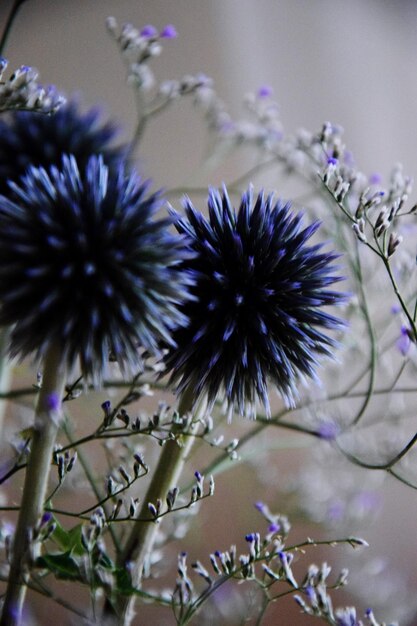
[257,85,273,98]
[391,303,401,314]
[41,512,53,526]
[327,157,338,166]
[268,522,280,533]
[305,585,316,601]
[160,24,178,39]
[396,325,411,356]
[46,392,60,412]
[369,172,382,185]
[255,501,266,513]
[317,421,340,441]
[101,400,111,413]
[278,551,287,563]
[140,25,158,38]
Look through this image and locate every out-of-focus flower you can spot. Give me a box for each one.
[396,325,411,357]
[0,99,125,195]
[165,186,346,417]
[0,155,191,382]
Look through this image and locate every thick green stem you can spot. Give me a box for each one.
[103,389,198,625]
[0,343,67,626]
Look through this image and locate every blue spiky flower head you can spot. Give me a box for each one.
[0,99,125,195]
[0,155,191,382]
[164,186,346,418]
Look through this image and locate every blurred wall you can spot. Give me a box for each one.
[2,1,417,625]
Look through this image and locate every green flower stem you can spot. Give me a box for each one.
[104,388,197,625]
[0,343,67,626]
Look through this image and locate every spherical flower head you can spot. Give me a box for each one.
[0,99,126,196]
[164,186,346,418]
[0,155,191,382]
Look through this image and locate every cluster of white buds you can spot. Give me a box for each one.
[0,58,65,114]
[159,72,213,101]
[107,17,219,125]
[293,561,394,626]
[315,124,415,260]
[81,507,106,552]
[206,86,283,152]
[173,551,193,607]
[106,18,175,92]
[106,19,174,63]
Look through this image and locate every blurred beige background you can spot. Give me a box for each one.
[2,1,417,625]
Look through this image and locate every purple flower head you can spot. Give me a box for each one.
[305,585,316,601]
[327,157,338,166]
[40,512,53,526]
[335,607,359,626]
[160,24,178,39]
[268,522,280,533]
[255,501,266,513]
[278,551,287,563]
[396,325,411,356]
[257,85,273,98]
[317,421,340,441]
[165,187,347,417]
[101,400,111,413]
[46,392,60,412]
[140,25,158,38]
[369,172,382,185]
[0,156,192,382]
[0,99,127,197]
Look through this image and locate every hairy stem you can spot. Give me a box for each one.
[0,343,67,626]
[103,388,197,625]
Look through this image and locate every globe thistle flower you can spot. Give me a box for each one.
[164,187,346,418]
[0,155,191,382]
[0,99,125,195]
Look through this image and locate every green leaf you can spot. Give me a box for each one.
[50,517,85,556]
[36,551,81,581]
[114,567,134,596]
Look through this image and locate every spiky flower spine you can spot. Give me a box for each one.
[0,155,191,382]
[165,186,346,417]
[0,100,125,195]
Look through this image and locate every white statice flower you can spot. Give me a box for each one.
[0,58,65,114]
